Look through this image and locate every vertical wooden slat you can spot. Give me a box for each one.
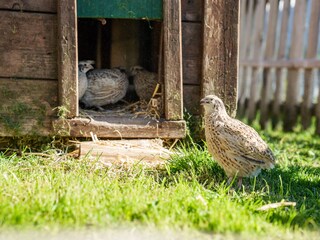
[238,0,248,102]
[238,0,255,117]
[272,0,291,127]
[57,0,78,117]
[259,0,279,128]
[163,0,183,120]
[247,0,266,123]
[301,0,320,129]
[202,0,239,117]
[283,0,307,131]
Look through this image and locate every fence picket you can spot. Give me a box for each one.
[301,0,320,129]
[247,0,266,123]
[260,0,279,128]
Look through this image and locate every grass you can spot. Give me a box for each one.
[0,124,320,238]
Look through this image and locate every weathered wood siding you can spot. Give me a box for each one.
[0,79,58,135]
[182,0,203,115]
[0,2,58,136]
[0,0,57,13]
[0,12,57,79]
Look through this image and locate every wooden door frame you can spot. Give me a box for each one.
[56,0,185,138]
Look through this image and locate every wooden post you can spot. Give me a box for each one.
[259,0,279,128]
[57,0,78,118]
[202,0,239,117]
[302,0,320,130]
[163,0,183,120]
[283,0,306,131]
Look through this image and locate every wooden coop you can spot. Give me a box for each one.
[0,0,239,139]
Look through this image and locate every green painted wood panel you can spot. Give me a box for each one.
[77,0,162,19]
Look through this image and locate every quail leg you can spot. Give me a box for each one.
[227,176,233,185]
[237,177,243,189]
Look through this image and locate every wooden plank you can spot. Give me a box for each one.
[163,0,183,120]
[182,22,202,85]
[272,0,290,127]
[181,0,203,22]
[0,79,58,136]
[183,85,200,115]
[183,59,201,85]
[284,0,307,131]
[301,0,320,129]
[259,0,279,128]
[240,59,320,69]
[0,11,57,79]
[201,0,239,117]
[57,0,78,118]
[53,118,186,139]
[182,22,202,58]
[77,0,162,20]
[0,0,56,13]
[238,0,249,108]
[79,139,172,165]
[238,0,254,117]
[110,19,140,69]
[247,0,266,123]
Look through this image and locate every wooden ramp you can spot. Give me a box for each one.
[73,139,173,166]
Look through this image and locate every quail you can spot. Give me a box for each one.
[81,67,129,110]
[78,60,94,100]
[201,95,276,188]
[130,66,159,101]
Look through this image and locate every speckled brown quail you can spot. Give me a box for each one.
[200,95,276,188]
[78,60,94,100]
[130,66,159,101]
[80,67,129,110]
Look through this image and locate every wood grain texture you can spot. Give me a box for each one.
[183,59,201,85]
[182,22,202,58]
[53,118,186,139]
[272,0,290,128]
[183,85,200,114]
[284,0,306,131]
[302,0,320,129]
[0,11,57,79]
[181,0,203,22]
[57,0,78,117]
[0,79,58,136]
[0,0,56,13]
[163,0,183,120]
[238,0,254,117]
[247,0,265,123]
[182,22,202,85]
[79,139,171,164]
[202,0,239,117]
[259,0,279,128]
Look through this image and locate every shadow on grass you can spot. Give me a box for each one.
[165,147,320,230]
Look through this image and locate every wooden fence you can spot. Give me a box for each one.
[238,0,320,133]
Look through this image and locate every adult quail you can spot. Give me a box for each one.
[130,66,159,101]
[201,95,276,188]
[78,60,94,100]
[81,67,129,110]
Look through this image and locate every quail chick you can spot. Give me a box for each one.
[81,67,129,110]
[201,95,276,188]
[78,60,94,100]
[130,66,159,101]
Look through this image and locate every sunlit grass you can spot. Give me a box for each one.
[0,124,319,238]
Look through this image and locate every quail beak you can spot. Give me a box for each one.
[200,98,209,105]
